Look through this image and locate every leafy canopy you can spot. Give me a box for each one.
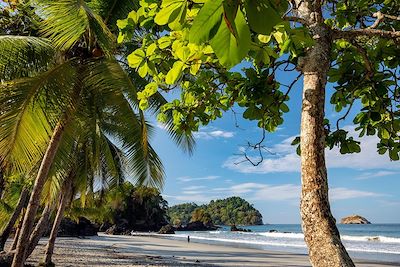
[119,0,399,161]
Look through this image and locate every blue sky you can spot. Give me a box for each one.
[149,67,400,224]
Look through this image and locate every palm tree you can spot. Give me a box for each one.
[40,70,172,265]
[0,174,31,251]
[0,1,194,266]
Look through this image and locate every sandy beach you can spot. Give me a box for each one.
[21,233,399,267]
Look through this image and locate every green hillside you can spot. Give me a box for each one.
[168,197,263,226]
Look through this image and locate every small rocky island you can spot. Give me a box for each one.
[340,215,371,224]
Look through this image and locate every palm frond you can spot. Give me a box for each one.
[39,0,114,53]
[0,36,56,81]
[99,136,125,189]
[87,0,138,31]
[0,60,79,171]
[119,63,196,155]
[80,59,165,188]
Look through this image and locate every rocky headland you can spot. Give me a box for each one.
[340,215,371,224]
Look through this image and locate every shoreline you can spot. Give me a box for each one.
[23,233,399,266]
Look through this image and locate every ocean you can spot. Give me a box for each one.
[162,224,400,264]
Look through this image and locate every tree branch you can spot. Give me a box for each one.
[350,41,374,78]
[370,11,400,29]
[332,28,400,40]
[369,11,385,29]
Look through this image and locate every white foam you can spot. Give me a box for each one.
[258,232,305,239]
[341,235,400,244]
[165,231,400,255]
[170,234,307,248]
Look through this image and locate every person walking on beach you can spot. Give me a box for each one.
[187,235,190,243]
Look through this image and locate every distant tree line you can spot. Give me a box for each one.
[168,197,263,226]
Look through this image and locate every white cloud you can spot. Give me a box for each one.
[193,130,235,139]
[182,185,206,190]
[356,171,399,180]
[174,182,382,203]
[182,190,205,195]
[224,183,381,201]
[329,187,383,200]
[163,194,215,203]
[223,126,400,174]
[177,175,220,182]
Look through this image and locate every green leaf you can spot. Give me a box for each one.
[189,0,223,44]
[389,149,399,161]
[244,0,281,34]
[146,43,158,56]
[379,128,390,139]
[175,46,191,62]
[117,32,125,43]
[139,99,149,110]
[117,19,129,29]
[127,49,146,68]
[145,82,159,96]
[165,61,185,84]
[210,10,251,68]
[370,112,381,122]
[378,147,387,155]
[291,137,300,145]
[158,36,172,49]
[157,112,168,123]
[280,103,289,113]
[138,61,149,77]
[258,34,272,43]
[154,1,185,25]
[222,0,240,38]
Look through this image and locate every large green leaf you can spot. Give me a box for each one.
[154,0,187,26]
[210,10,251,68]
[189,0,223,44]
[165,61,185,84]
[244,0,282,34]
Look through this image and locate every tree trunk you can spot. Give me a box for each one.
[25,204,54,260]
[10,209,25,251]
[0,169,5,199]
[43,178,73,266]
[294,1,355,266]
[0,188,29,251]
[11,121,67,267]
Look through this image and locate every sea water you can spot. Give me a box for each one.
[162,224,400,264]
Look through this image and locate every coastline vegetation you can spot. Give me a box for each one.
[168,197,263,226]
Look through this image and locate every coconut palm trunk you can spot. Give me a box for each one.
[10,208,25,251]
[25,203,54,260]
[0,188,29,251]
[0,170,4,199]
[295,1,355,266]
[43,178,73,266]
[11,120,68,267]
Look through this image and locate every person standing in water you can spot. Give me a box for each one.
[187,236,190,243]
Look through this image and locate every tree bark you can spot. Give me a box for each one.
[43,178,73,266]
[294,1,355,266]
[0,188,29,251]
[25,204,54,260]
[0,170,5,199]
[11,120,67,267]
[10,208,25,251]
